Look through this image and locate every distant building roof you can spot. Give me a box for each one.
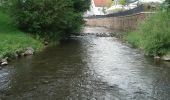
[93,0,112,7]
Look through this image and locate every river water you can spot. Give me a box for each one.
[0,27,170,100]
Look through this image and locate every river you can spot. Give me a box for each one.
[0,27,170,100]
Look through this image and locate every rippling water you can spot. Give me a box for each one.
[0,27,170,100]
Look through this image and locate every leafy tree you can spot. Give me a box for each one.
[9,0,90,40]
[72,0,90,13]
[165,0,170,10]
[119,0,127,5]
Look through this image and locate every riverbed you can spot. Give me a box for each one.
[0,27,170,100]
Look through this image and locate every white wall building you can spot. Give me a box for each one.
[85,0,109,16]
[84,0,165,16]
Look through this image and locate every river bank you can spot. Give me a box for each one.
[0,12,44,66]
[122,32,170,61]
[122,11,170,61]
[123,34,170,61]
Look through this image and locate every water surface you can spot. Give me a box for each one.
[0,27,170,100]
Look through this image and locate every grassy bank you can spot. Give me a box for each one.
[124,11,170,56]
[0,11,43,58]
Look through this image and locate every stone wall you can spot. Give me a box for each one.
[85,12,152,31]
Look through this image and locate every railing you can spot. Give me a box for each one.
[85,5,144,19]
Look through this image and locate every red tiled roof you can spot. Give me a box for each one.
[93,0,112,7]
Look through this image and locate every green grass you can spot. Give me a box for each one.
[0,11,43,58]
[124,11,170,56]
[123,32,141,48]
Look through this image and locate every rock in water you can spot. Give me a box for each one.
[16,48,24,55]
[154,56,160,59]
[24,47,34,55]
[44,41,49,45]
[162,55,170,61]
[1,58,8,66]
[1,61,8,66]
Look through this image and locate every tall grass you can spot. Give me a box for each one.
[123,32,141,48]
[0,11,43,58]
[139,11,170,56]
[124,11,170,56]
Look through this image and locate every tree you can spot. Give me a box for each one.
[161,0,170,11]
[165,0,170,10]
[72,0,90,13]
[119,0,127,5]
[10,0,90,40]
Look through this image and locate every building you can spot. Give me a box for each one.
[107,0,164,13]
[85,0,112,16]
[84,0,165,16]
[93,0,112,7]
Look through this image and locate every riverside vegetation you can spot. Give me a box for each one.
[0,0,90,66]
[123,0,170,60]
[0,11,43,60]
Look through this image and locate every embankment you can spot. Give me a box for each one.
[85,12,152,31]
[0,11,43,66]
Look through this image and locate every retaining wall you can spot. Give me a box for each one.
[85,12,152,31]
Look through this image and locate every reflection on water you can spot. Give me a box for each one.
[0,27,170,100]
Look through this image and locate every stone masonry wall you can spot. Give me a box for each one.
[85,12,152,31]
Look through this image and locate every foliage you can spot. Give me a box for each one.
[72,0,90,12]
[162,0,170,11]
[0,0,10,12]
[119,0,127,5]
[9,0,90,41]
[165,0,170,7]
[139,11,170,56]
[0,11,43,58]
[124,11,170,56]
[123,32,141,48]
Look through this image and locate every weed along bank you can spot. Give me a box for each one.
[0,12,43,67]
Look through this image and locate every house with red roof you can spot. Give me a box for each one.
[85,0,112,16]
[94,0,112,7]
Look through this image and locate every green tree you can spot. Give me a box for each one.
[72,0,90,13]
[119,0,127,5]
[10,0,90,40]
[165,0,170,10]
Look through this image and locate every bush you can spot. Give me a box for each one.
[119,0,127,5]
[0,11,43,58]
[165,0,170,10]
[139,11,170,56]
[125,10,170,56]
[124,32,141,48]
[10,0,89,41]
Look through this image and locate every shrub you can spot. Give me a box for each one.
[165,0,170,10]
[124,2,170,56]
[10,0,89,41]
[119,0,127,5]
[124,32,141,48]
[138,11,170,56]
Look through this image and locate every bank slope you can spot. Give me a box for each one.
[0,11,43,58]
